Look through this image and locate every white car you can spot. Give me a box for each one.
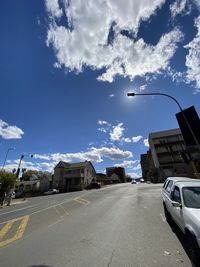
[44,189,59,195]
[162,177,200,265]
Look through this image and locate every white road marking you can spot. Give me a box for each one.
[0,205,36,216]
[47,219,62,228]
[160,213,166,222]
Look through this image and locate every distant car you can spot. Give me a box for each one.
[44,189,59,195]
[11,191,15,198]
[131,180,136,184]
[85,182,101,190]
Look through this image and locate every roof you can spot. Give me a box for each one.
[54,161,96,173]
[175,180,200,187]
[166,176,197,182]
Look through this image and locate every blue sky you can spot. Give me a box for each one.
[0,0,200,177]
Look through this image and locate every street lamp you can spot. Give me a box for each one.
[15,153,34,178]
[127,92,200,148]
[1,147,14,171]
[127,91,200,178]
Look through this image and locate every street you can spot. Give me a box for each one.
[0,183,192,267]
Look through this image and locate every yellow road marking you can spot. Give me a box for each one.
[0,221,15,240]
[53,206,63,218]
[59,205,69,215]
[74,197,90,205]
[0,215,29,248]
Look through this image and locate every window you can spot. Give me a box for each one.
[182,187,200,208]
[173,186,181,203]
[163,180,169,189]
[166,180,173,193]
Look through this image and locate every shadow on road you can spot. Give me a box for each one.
[167,219,193,265]
[28,265,52,267]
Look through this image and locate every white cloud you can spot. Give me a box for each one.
[123,137,132,143]
[2,160,56,173]
[193,0,200,10]
[138,85,147,92]
[33,154,51,160]
[143,138,149,147]
[98,120,108,125]
[166,66,186,84]
[184,16,200,89]
[109,94,115,98]
[97,120,111,133]
[46,0,183,82]
[127,172,142,178]
[110,123,124,141]
[132,164,141,170]
[45,0,63,18]
[0,119,24,140]
[170,0,188,19]
[34,146,133,163]
[114,160,140,169]
[132,135,143,143]
[98,128,107,133]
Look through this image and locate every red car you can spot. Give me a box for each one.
[85,182,101,190]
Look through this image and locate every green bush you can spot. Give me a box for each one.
[0,171,16,193]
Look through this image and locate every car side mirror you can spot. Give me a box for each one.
[172,201,182,208]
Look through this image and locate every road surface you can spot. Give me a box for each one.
[0,183,192,267]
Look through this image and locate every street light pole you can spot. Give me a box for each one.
[15,153,34,178]
[16,154,24,178]
[1,148,14,171]
[127,91,200,179]
[127,92,200,148]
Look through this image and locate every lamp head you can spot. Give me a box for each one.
[127,92,135,96]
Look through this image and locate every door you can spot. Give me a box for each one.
[170,186,184,231]
[65,179,71,192]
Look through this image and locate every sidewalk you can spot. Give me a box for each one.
[0,198,27,208]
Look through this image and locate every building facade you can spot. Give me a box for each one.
[148,128,195,182]
[95,173,111,185]
[53,161,96,192]
[106,167,126,183]
[140,152,150,181]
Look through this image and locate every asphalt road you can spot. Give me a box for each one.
[0,183,192,267]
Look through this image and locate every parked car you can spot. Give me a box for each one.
[44,189,59,195]
[131,180,136,184]
[85,182,101,190]
[162,176,200,265]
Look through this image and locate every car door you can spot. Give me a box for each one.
[164,180,173,210]
[170,186,185,231]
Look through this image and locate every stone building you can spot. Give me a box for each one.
[53,161,96,192]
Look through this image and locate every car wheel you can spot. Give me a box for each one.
[163,203,171,222]
[186,232,200,267]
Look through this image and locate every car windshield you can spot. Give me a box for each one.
[182,187,200,209]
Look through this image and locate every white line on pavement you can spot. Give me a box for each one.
[160,213,166,222]
[0,205,37,217]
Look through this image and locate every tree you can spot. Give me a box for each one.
[0,171,16,193]
[21,170,52,181]
[21,170,39,181]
